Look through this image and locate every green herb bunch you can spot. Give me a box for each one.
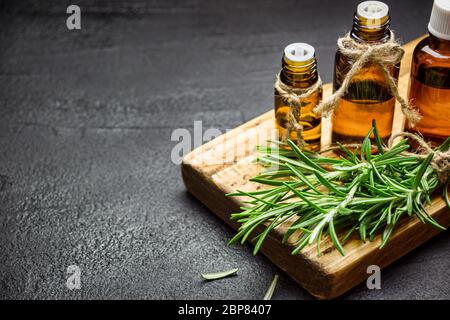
[227,122,450,256]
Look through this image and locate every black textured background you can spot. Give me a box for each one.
[0,0,449,300]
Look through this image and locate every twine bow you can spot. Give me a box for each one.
[274,73,322,148]
[313,31,421,125]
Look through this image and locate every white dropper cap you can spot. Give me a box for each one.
[284,43,315,63]
[357,1,389,19]
[428,0,450,40]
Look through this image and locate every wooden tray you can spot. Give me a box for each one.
[181,36,450,299]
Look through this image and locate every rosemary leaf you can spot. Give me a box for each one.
[201,268,238,281]
[263,274,279,300]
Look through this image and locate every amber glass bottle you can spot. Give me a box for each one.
[275,43,322,151]
[332,1,399,144]
[407,0,450,144]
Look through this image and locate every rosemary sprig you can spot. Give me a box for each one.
[228,122,450,256]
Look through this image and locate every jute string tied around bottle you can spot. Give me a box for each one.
[274,73,322,148]
[313,31,421,125]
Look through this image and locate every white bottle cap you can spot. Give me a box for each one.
[357,1,389,20]
[428,0,450,40]
[284,43,315,63]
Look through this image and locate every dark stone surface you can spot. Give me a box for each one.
[0,0,449,299]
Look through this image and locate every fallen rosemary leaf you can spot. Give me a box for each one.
[201,268,238,281]
[263,274,279,300]
[228,121,450,257]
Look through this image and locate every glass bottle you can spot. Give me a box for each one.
[407,0,450,145]
[332,1,399,144]
[275,43,322,151]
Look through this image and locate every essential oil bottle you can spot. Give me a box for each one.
[332,1,399,143]
[407,0,450,144]
[275,43,322,151]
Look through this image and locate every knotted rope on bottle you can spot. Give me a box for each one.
[274,73,322,148]
[313,31,421,125]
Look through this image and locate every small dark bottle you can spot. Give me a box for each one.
[275,43,322,151]
[407,0,450,144]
